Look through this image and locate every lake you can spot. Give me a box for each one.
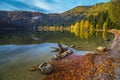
[0,30,114,80]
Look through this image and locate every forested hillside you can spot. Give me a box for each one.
[0,1,119,31]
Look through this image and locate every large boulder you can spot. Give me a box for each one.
[38,62,54,74]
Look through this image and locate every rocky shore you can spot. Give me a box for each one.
[43,29,120,80]
[43,53,119,80]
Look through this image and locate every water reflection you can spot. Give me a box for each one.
[0,29,114,51]
[0,29,114,80]
[0,43,87,80]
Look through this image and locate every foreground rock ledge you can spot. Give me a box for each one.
[43,29,120,80]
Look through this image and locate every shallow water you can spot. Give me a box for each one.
[0,31,114,80]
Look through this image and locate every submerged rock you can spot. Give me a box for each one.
[38,62,54,74]
[70,45,75,48]
[28,66,39,71]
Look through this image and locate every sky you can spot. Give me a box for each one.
[0,0,110,13]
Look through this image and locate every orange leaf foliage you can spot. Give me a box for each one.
[43,53,118,80]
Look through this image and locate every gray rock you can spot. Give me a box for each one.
[38,62,53,74]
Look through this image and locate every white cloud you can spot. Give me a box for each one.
[33,0,51,10]
[0,0,70,13]
[0,0,110,13]
[15,0,52,11]
[0,2,39,12]
[14,0,63,13]
[0,3,20,10]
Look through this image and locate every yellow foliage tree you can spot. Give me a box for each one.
[89,24,95,35]
[84,20,89,30]
[103,21,107,32]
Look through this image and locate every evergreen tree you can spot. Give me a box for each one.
[109,0,120,27]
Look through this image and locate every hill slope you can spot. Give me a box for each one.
[0,2,110,31]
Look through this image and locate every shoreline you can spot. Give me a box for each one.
[43,52,119,80]
[43,30,120,80]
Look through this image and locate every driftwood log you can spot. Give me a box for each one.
[29,43,73,74]
[52,43,73,60]
[51,43,68,53]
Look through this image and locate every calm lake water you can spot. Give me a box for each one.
[0,30,114,80]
